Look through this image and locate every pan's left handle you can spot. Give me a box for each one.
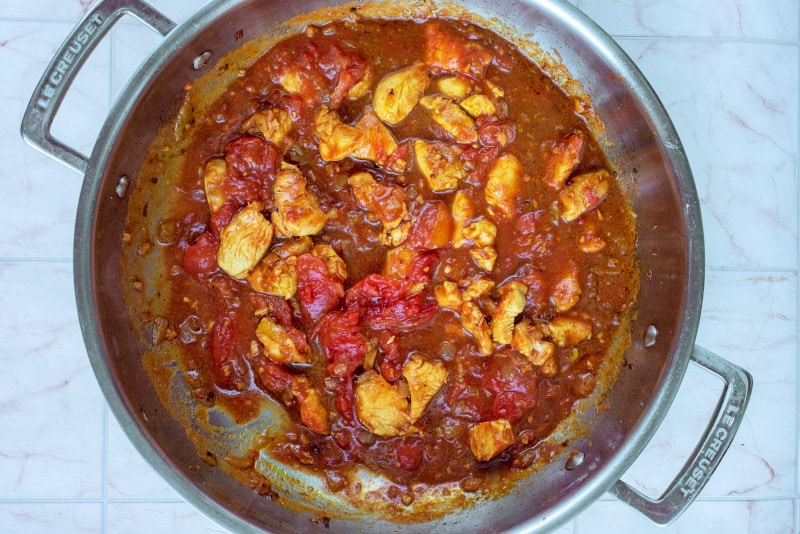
[20,0,176,173]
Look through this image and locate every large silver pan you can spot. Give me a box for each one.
[21,0,752,532]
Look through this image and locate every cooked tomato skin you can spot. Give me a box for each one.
[182,232,218,276]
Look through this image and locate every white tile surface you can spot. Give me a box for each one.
[1,0,796,533]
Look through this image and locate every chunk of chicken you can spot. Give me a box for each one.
[512,319,557,376]
[243,108,293,148]
[462,278,495,302]
[450,190,475,248]
[484,80,505,98]
[315,106,401,171]
[485,153,525,221]
[402,353,448,421]
[559,169,610,222]
[372,62,430,125]
[383,245,416,279]
[491,281,528,345]
[468,419,514,462]
[348,66,373,100]
[436,76,473,99]
[349,171,411,246]
[543,131,584,190]
[459,94,497,118]
[419,95,478,144]
[248,254,298,298]
[579,221,606,253]
[551,262,581,312]
[463,218,498,272]
[414,140,467,192]
[217,202,273,279]
[271,166,327,237]
[435,280,463,311]
[311,244,348,281]
[461,300,493,356]
[203,158,227,214]
[354,370,413,437]
[256,315,309,364]
[423,23,493,79]
[290,376,330,435]
[547,315,593,347]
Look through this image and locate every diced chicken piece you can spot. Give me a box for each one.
[248,254,298,298]
[348,66,373,100]
[271,236,314,258]
[256,315,308,364]
[463,218,498,272]
[423,23,493,79]
[461,300,493,356]
[290,376,330,435]
[450,190,475,248]
[277,69,305,95]
[491,281,528,345]
[551,262,581,312]
[217,202,273,279]
[462,278,495,302]
[485,153,525,221]
[349,171,411,246]
[272,166,327,237]
[315,107,401,171]
[559,169,610,222]
[469,246,498,272]
[311,244,347,281]
[468,419,514,461]
[372,62,430,125]
[383,245,416,279]
[459,94,497,118]
[543,131,584,190]
[435,280,463,310]
[414,140,466,192]
[579,221,606,253]
[547,315,593,348]
[419,95,478,144]
[243,108,293,148]
[512,319,557,376]
[203,158,227,214]
[484,80,505,98]
[402,353,448,421]
[437,76,473,99]
[355,370,412,437]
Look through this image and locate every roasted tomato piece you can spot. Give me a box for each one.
[316,308,367,378]
[223,136,281,208]
[406,200,453,250]
[209,310,251,391]
[182,231,218,276]
[396,436,425,471]
[296,253,344,325]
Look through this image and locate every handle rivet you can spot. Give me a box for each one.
[116,175,129,198]
[565,451,584,470]
[643,324,658,348]
[193,51,212,70]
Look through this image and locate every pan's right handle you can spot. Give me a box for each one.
[609,345,753,525]
[20,0,175,174]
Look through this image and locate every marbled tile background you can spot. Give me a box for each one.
[0,0,796,532]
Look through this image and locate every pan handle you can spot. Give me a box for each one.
[609,345,753,525]
[20,0,175,173]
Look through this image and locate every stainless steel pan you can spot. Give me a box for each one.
[21,0,752,531]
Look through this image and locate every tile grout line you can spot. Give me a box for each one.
[795,30,800,534]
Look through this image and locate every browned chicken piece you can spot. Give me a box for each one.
[402,353,448,421]
[435,280,463,311]
[461,300,493,356]
[486,153,525,221]
[459,94,497,118]
[462,278,495,302]
[450,190,476,249]
[311,244,348,281]
[468,419,514,461]
[414,140,467,192]
[354,370,413,437]
[383,245,416,279]
[419,95,478,144]
[512,319,557,376]
[349,171,411,246]
[271,165,327,237]
[248,254,298,298]
[217,202,273,279]
[290,376,330,435]
[243,108,293,148]
[256,315,309,364]
[491,281,528,345]
[315,106,401,171]
[559,169,610,222]
[203,158,227,214]
[547,315,593,348]
[423,23,493,79]
[484,80,505,98]
[372,62,430,124]
[543,131,584,190]
[579,221,607,253]
[551,261,581,312]
[463,218,498,272]
[436,76,473,99]
[348,66,374,100]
